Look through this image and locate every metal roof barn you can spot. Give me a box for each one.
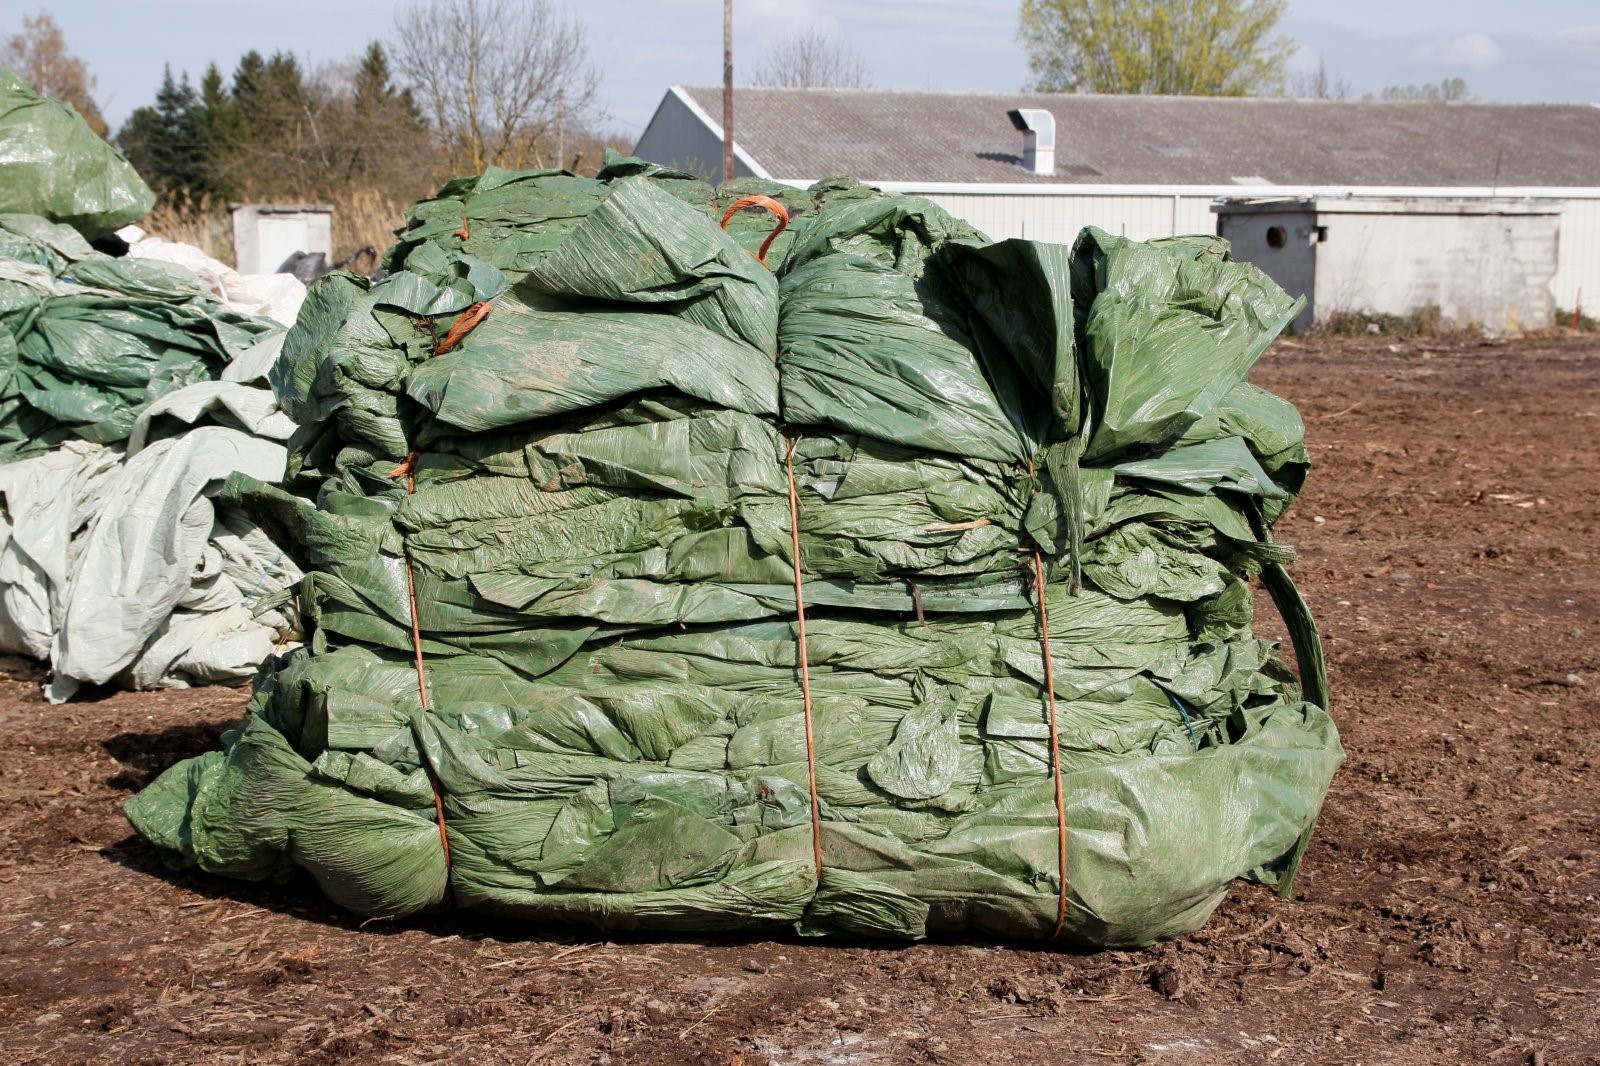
[635,87,1600,323]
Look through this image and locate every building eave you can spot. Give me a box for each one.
[667,86,773,180]
[762,180,1600,199]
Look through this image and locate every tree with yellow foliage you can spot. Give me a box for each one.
[1018,0,1293,96]
[2,11,107,137]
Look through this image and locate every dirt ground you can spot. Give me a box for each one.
[0,333,1596,1066]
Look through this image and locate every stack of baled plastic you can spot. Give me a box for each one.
[0,67,152,238]
[128,161,1343,948]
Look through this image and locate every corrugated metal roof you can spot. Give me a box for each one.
[672,86,1600,187]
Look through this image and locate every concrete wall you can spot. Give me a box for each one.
[1311,202,1559,333]
[230,205,332,274]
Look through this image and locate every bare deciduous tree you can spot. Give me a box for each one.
[751,29,871,89]
[391,0,601,174]
[1289,59,1351,100]
[3,11,108,137]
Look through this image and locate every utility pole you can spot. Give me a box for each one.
[723,0,734,182]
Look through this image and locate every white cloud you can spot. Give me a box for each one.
[1554,25,1600,45]
[1437,32,1503,68]
[742,0,838,46]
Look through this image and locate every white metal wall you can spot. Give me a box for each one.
[908,192,1217,244]
[863,187,1600,323]
[1555,199,1600,313]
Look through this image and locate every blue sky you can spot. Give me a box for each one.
[18,1,1600,139]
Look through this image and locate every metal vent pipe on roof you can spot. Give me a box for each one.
[1007,108,1056,176]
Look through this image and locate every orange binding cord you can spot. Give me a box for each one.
[435,301,491,356]
[719,195,790,266]
[783,435,825,883]
[453,210,470,241]
[1026,456,1069,940]
[389,453,452,870]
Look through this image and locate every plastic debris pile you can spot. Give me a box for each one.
[0,216,301,698]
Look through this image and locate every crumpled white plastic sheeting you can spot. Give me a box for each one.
[0,441,121,660]
[116,225,307,328]
[0,371,304,701]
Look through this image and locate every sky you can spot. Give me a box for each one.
[16,0,1600,140]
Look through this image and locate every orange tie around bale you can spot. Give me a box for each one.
[783,435,825,883]
[719,195,790,267]
[389,465,453,869]
[387,294,492,870]
[434,301,491,355]
[1025,456,1070,940]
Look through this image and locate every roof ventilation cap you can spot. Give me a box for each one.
[1007,108,1056,176]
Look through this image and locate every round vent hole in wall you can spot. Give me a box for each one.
[1266,225,1287,248]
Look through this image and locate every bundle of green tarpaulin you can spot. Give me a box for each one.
[128,158,1343,948]
[0,212,280,461]
[0,68,153,239]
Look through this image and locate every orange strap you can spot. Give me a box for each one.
[435,301,491,356]
[383,294,497,869]
[783,436,824,882]
[1026,457,1069,939]
[390,452,452,870]
[382,288,492,864]
[719,195,790,266]
[453,210,470,241]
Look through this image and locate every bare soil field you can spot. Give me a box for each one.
[0,333,1596,1066]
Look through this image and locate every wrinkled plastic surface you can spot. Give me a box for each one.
[0,214,280,462]
[0,216,302,695]
[119,225,307,328]
[0,68,153,238]
[0,376,304,700]
[128,163,1340,948]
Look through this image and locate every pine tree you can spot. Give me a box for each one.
[116,65,214,198]
[197,63,244,197]
[231,51,266,112]
[342,41,430,185]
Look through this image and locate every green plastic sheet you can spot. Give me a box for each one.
[0,68,153,239]
[0,214,279,461]
[129,162,1341,948]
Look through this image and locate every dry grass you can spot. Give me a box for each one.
[141,192,235,264]
[1555,305,1598,332]
[139,187,417,274]
[1316,304,1470,339]
[330,187,412,269]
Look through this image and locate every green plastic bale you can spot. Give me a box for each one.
[126,168,1342,949]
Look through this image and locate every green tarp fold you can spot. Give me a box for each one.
[0,68,153,238]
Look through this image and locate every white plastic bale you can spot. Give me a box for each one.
[46,424,294,701]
